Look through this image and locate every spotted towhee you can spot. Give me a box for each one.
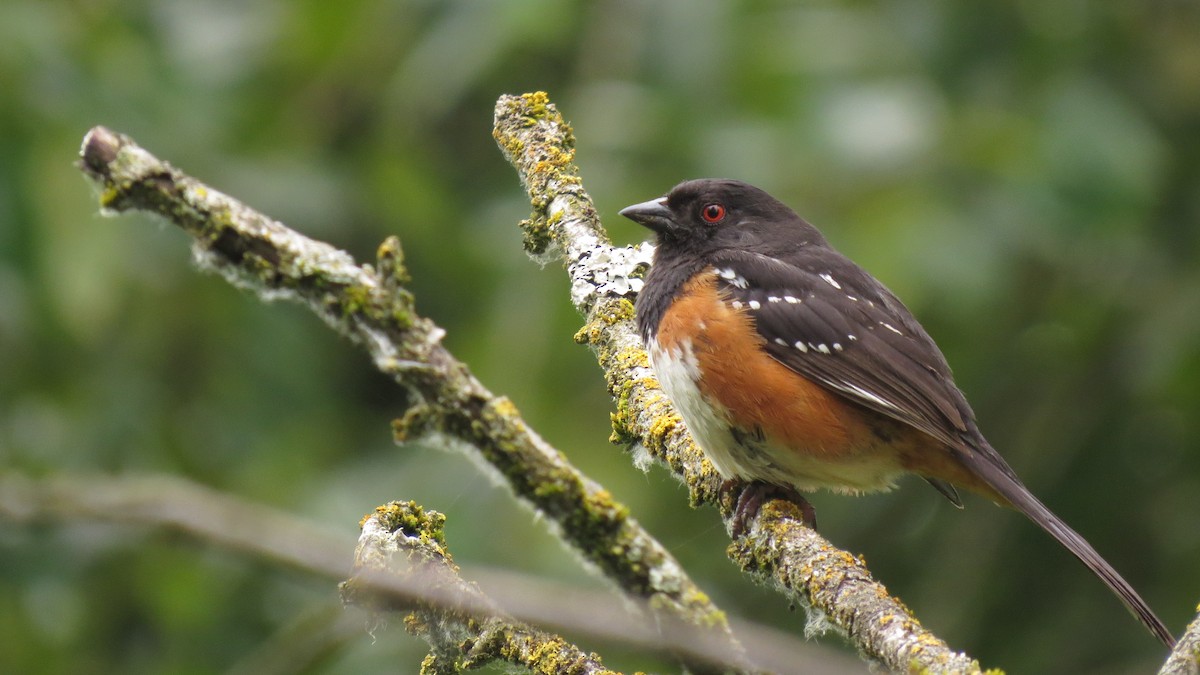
[621,178,1174,646]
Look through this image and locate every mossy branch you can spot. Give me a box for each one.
[76,127,751,673]
[347,501,613,674]
[493,91,985,674]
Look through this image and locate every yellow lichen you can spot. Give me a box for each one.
[99,186,120,207]
[491,397,521,419]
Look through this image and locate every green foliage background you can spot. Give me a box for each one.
[2,1,1199,672]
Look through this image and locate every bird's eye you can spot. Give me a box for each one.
[701,203,726,223]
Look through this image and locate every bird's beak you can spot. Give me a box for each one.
[619,197,674,234]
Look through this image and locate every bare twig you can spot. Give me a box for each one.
[75,127,751,672]
[493,91,983,674]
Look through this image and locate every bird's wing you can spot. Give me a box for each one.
[708,249,975,452]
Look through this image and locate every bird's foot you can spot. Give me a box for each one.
[722,479,816,537]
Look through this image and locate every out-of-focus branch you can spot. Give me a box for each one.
[0,472,861,674]
[0,471,604,673]
[1159,604,1200,675]
[75,127,750,673]
[493,91,984,674]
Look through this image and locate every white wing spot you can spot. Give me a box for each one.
[847,334,857,341]
[794,341,808,353]
[820,273,842,290]
[846,295,859,302]
[784,295,800,304]
[774,337,788,346]
[717,267,749,289]
[814,343,831,354]
[730,300,743,310]
[767,296,781,303]
[881,321,903,335]
[833,342,843,351]
[747,300,761,310]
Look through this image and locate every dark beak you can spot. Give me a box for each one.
[619,197,674,234]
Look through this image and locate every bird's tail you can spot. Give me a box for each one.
[959,444,1176,648]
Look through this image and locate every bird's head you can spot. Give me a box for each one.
[619,178,827,255]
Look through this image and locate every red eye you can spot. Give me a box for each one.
[701,203,726,223]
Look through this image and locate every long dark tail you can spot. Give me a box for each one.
[960,444,1176,648]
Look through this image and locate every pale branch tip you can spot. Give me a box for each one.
[81,125,122,175]
[493,90,985,673]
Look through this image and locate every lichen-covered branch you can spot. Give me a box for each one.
[347,501,614,675]
[76,128,749,673]
[493,91,984,674]
[1159,604,1200,675]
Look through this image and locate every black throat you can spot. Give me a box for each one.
[635,244,708,343]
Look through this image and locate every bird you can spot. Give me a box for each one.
[620,178,1175,647]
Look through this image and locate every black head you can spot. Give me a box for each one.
[619,179,828,256]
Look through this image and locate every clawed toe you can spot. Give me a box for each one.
[727,481,817,537]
